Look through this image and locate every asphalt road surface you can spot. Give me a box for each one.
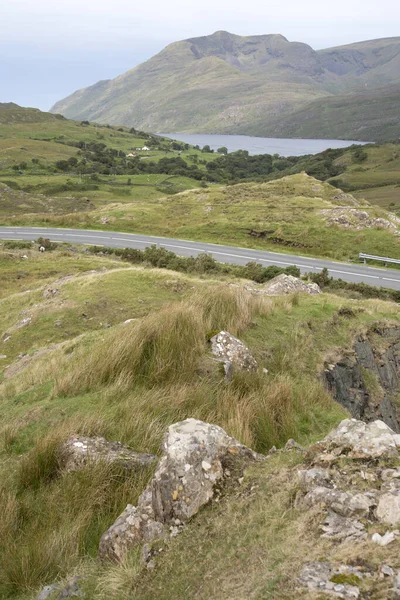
[1,226,400,290]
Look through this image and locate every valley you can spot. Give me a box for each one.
[1,100,400,600]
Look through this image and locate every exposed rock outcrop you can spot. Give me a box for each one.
[297,419,400,536]
[98,418,263,561]
[319,207,400,232]
[324,326,400,431]
[298,562,362,598]
[296,418,400,597]
[59,436,156,473]
[262,274,321,296]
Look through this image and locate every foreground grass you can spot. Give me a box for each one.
[1,249,400,598]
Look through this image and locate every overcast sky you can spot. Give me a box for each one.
[1,0,399,111]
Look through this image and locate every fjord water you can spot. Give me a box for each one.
[159,134,367,156]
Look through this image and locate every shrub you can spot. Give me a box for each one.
[36,237,57,251]
[86,245,300,283]
[306,269,400,302]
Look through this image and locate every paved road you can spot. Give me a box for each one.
[1,226,400,290]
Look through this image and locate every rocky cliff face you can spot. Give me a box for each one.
[324,326,400,432]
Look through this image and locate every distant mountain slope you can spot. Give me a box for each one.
[259,85,400,142]
[0,102,66,124]
[51,32,400,140]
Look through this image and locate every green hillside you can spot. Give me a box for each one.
[261,85,400,142]
[50,32,400,140]
[1,242,400,599]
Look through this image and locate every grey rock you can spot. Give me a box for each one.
[262,274,321,296]
[98,492,166,562]
[210,331,257,374]
[59,436,156,473]
[99,419,262,562]
[376,489,400,526]
[298,562,360,598]
[285,438,303,451]
[36,585,61,600]
[56,577,85,599]
[379,564,394,577]
[303,485,377,518]
[320,418,400,459]
[394,570,400,589]
[324,326,400,431]
[151,418,262,524]
[320,511,367,542]
[297,467,331,490]
[371,530,399,546]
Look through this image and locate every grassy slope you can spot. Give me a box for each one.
[262,85,400,142]
[0,105,216,214]
[328,143,400,208]
[1,246,400,598]
[6,173,400,262]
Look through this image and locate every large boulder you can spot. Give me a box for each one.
[151,418,262,523]
[262,274,321,296]
[319,419,400,459]
[99,419,262,561]
[210,331,257,380]
[59,436,156,473]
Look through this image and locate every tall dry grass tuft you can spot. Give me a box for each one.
[55,286,270,397]
[1,435,154,596]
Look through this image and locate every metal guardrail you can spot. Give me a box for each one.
[359,253,400,266]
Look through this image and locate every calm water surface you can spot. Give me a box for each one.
[159,134,367,157]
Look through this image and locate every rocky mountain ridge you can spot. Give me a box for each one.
[50,31,400,140]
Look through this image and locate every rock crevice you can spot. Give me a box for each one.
[324,326,400,431]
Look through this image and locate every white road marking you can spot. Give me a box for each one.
[1,229,400,286]
[329,269,379,279]
[65,234,112,239]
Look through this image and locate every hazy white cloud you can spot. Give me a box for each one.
[1,0,400,109]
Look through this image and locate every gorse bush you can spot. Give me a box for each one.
[307,268,400,302]
[87,244,301,282]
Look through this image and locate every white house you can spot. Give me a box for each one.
[142,146,150,151]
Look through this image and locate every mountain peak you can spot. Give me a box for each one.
[50,33,400,141]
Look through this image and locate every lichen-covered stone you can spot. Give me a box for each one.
[98,489,166,562]
[59,436,156,473]
[210,331,258,373]
[98,419,263,561]
[298,562,361,598]
[297,467,331,490]
[320,511,367,542]
[303,485,377,518]
[151,418,262,523]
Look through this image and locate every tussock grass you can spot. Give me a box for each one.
[1,273,400,597]
[0,419,154,597]
[55,286,269,396]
